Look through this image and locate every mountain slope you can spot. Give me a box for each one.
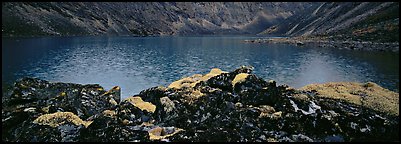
[258,2,399,42]
[2,2,316,37]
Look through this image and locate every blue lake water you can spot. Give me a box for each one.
[2,36,399,100]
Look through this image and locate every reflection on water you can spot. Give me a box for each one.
[2,36,399,99]
[291,49,363,87]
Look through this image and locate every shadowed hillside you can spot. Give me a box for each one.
[259,2,399,43]
[2,2,316,37]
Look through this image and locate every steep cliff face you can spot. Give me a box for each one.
[2,2,316,37]
[2,2,398,42]
[259,2,399,42]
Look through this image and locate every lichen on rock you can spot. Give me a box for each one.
[300,81,399,116]
[168,74,202,89]
[124,96,156,113]
[148,126,184,140]
[232,73,250,87]
[102,110,116,118]
[33,112,93,128]
[2,66,399,142]
[168,68,227,89]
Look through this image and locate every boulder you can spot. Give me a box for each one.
[2,67,399,142]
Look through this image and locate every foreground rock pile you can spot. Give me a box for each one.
[2,66,399,142]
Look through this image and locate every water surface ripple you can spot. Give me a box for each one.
[2,36,399,99]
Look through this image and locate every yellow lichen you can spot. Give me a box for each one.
[141,121,154,126]
[168,68,227,89]
[292,93,310,102]
[156,86,167,91]
[102,110,116,117]
[180,82,193,88]
[258,105,275,113]
[210,68,226,75]
[363,82,375,88]
[109,98,118,106]
[60,92,66,97]
[179,90,206,104]
[267,137,278,142]
[124,96,156,113]
[190,90,204,99]
[113,86,120,90]
[259,112,269,118]
[41,106,50,113]
[300,82,399,116]
[258,105,280,119]
[232,73,250,87]
[168,74,202,89]
[102,91,110,96]
[102,86,120,96]
[272,111,282,118]
[33,112,93,128]
[122,119,130,125]
[208,88,219,93]
[235,102,243,108]
[196,68,227,84]
[148,126,184,140]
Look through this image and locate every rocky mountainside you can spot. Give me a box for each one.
[2,2,398,42]
[2,66,399,142]
[259,2,399,42]
[2,2,317,37]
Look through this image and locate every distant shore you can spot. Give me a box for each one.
[244,36,399,52]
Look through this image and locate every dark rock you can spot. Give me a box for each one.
[2,66,399,142]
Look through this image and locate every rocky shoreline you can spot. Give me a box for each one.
[244,37,399,52]
[2,66,399,142]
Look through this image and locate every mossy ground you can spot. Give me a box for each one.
[300,82,399,116]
